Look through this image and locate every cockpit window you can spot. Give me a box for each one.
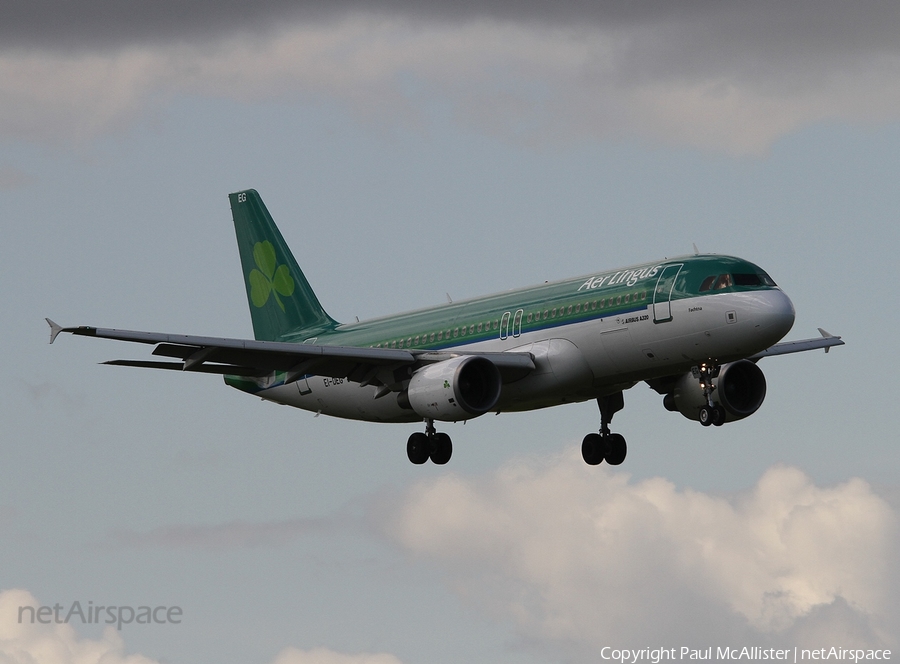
[699,275,717,292]
[714,274,733,290]
[733,273,762,286]
[700,270,776,293]
[734,272,777,287]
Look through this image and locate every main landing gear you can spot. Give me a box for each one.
[407,419,453,465]
[695,363,726,427]
[582,391,627,466]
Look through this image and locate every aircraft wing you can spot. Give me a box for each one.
[45,320,535,387]
[750,328,844,360]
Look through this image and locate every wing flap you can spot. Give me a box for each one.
[102,360,268,376]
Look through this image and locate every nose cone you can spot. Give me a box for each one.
[759,288,795,343]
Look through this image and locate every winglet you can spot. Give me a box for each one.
[818,328,840,353]
[46,318,64,344]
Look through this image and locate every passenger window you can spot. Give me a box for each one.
[699,275,717,292]
[567,305,573,315]
[477,323,483,332]
[429,333,435,342]
[527,313,533,323]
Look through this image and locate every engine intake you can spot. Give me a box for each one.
[666,360,767,423]
[404,356,502,421]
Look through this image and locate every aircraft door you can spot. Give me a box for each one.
[652,263,683,323]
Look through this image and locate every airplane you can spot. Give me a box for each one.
[47,189,843,466]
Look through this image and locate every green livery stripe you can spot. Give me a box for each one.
[279,254,778,352]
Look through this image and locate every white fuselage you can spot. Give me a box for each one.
[255,289,795,423]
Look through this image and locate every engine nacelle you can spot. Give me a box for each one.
[664,360,767,423]
[403,356,502,422]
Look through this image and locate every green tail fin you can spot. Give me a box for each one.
[229,189,338,341]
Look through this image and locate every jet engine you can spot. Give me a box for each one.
[664,359,767,423]
[402,356,502,421]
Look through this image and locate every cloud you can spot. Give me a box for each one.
[4,8,900,155]
[272,646,404,664]
[5,15,900,154]
[379,454,898,657]
[6,1,900,53]
[1,589,405,664]
[0,589,161,664]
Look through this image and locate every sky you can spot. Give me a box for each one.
[2,2,900,663]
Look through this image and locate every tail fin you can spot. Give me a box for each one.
[229,189,338,341]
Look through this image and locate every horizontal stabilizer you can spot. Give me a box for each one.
[46,318,63,344]
[750,329,844,360]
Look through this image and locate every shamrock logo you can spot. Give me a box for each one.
[443,380,451,389]
[248,241,295,311]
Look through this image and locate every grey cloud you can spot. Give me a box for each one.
[0,1,707,50]
[5,0,900,56]
[4,3,900,153]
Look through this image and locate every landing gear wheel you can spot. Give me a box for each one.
[712,405,727,426]
[583,392,627,466]
[699,405,714,427]
[430,432,452,465]
[605,433,627,466]
[581,433,604,465]
[407,432,430,464]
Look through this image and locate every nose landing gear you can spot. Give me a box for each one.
[582,391,627,466]
[695,363,726,427]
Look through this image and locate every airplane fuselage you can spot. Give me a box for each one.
[228,254,795,423]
